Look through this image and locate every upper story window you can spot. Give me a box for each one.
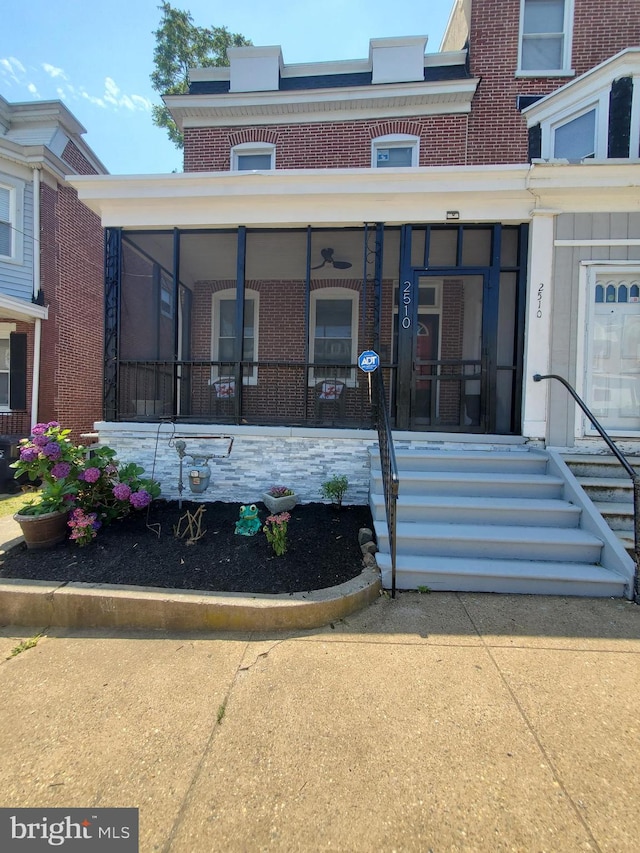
[553,106,597,159]
[519,0,574,75]
[372,134,419,168]
[231,143,275,171]
[0,176,24,264]
[0,186,14,259]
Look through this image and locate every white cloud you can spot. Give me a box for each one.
[80,89,106,109]
[131,94,152,111]
[104,77,120,99]
[0,56,26,83]
[42,63,67,80]
[100,77,151,112]
[27,82,41,98]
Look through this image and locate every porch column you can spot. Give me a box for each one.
[522,209,557,439]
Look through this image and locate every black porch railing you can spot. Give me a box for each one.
[534,373,640,603]
[116,360,395,429]
[373,367,399,597]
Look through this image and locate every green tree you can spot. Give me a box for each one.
[151,2,251,149]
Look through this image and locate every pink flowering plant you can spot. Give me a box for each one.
[263,511,291,556]
[11,422,160,545]
[267,485,295,498]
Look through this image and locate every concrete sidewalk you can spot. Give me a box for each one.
[1,592,639,852]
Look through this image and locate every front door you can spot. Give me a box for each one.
[394,269,521,433]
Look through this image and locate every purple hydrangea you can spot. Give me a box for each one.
[80,467,101,483]
[33,434,49,448]
[47,421,60,428]
[31,423,48,436]
[19,446,39,462]
[129,489,151,509]
[42,442,61,460]
[112,483,132,501]
[51,462,71,480]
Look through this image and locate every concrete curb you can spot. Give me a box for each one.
[0,568,382,632]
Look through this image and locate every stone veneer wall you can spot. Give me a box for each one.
[94,423,378,506]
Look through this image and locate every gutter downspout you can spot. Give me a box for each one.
[30,168,41,429]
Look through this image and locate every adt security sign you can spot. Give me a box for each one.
[358,350,380,372]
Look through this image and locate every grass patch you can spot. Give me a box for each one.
[0,491,40,518]
[8,633,42,659]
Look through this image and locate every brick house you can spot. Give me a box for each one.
[0,95,106,467]
[69,0,640,596]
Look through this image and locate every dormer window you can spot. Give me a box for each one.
[518,0,574,75]
[372,134,419,168]
[231,142,275,171]
[553,106,597,159]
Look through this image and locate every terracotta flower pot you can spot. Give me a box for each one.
[14,509,69,549]
[262,493,297,514]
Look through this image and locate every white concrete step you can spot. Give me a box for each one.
[370,469,564,499]
[573,476,633,503]
[374,521,603,563]
[369,492,581,528]
[593,501,634,530]
[563,454,640,480]
[375,553,627,597]
[376,448,548,475]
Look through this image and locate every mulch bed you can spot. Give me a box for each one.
[0,501,374,595]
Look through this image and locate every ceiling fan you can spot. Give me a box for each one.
[312,247,352,270]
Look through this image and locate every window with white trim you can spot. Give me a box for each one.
[553,106,597,159]
[231,143,275,171]
[310,288,359,384]
[211,289,259,383]
[0,186,14,259]
[0,323,16,411]
[519,0,573,74]
[372,134,419,168]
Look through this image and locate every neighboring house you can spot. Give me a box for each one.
[0,95,106,466]
[69,0,640,507]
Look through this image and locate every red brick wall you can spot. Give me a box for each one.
[62,140,98,176]
[38,182,104,439]
[182,1,639,172]
[466,0,640,164]
[184,116,468,171]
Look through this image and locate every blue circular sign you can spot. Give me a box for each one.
[358,350,380,372]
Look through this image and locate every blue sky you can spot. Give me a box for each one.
[2,0,454,175]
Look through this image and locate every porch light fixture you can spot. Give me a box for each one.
[312,248,352,270]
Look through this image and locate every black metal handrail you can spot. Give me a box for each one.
[534,373,640,602]
[373,368,399,598]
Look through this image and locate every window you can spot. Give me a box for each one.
[211,290,258,383]
[553,107,596,159]
[310,288,359,383]
[160,272,174,319]
[519,0,573,74]
[372,135,419,168]
[0,324,18,411]
[0,187,11,258]
[231,143,275,171]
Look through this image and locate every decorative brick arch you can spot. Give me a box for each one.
[228,128,280,147]
[367,121,423,140]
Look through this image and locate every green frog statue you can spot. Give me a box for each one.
[235,504,261,536]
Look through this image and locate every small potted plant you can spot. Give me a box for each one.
[320,474,349,509]
[262,485,297,514]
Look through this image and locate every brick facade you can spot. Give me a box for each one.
[37,175,104,439]
[185,116,469,172]
[182,0,640,172]
[466,0,640,164]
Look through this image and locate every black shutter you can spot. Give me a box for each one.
[528,124,542,161]
[608,77,632,158]
[9,332,27,411]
